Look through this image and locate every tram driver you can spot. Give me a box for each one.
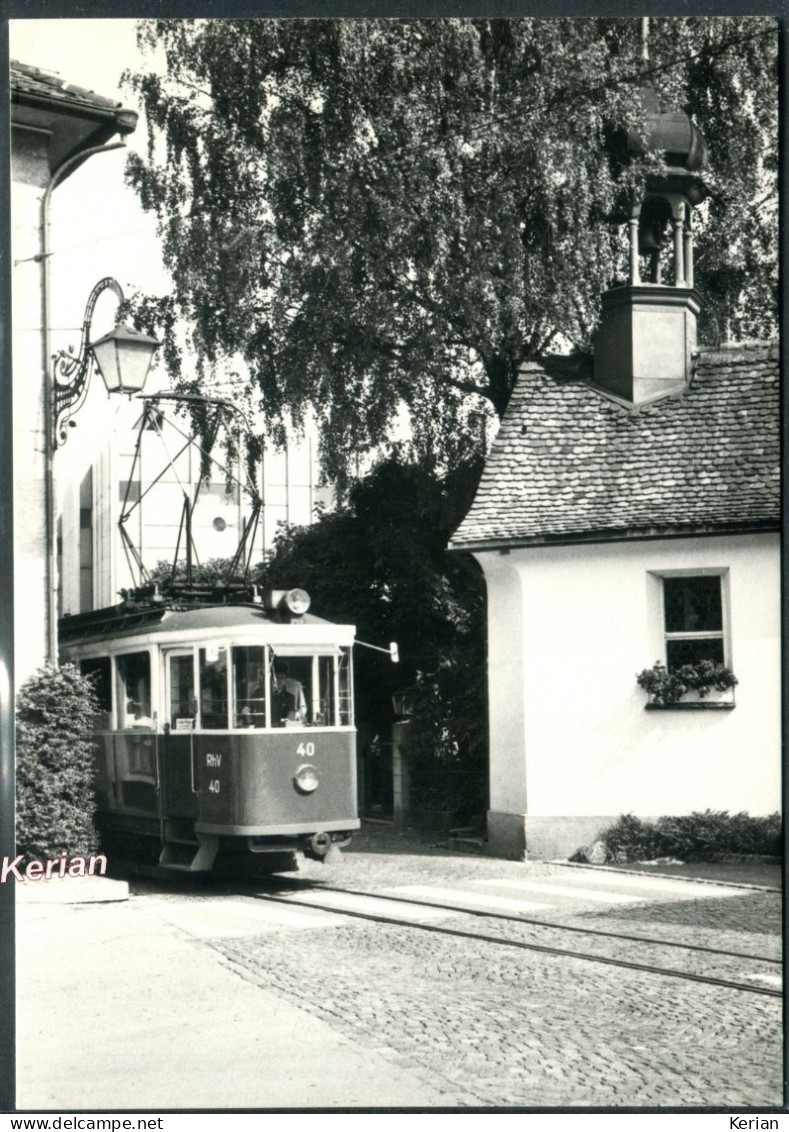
[272,660,307,726]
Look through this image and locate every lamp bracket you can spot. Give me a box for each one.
[53,276,125,447]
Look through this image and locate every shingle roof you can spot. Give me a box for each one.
[450,341,780,549]
[10,60,127,116]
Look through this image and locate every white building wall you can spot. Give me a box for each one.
[477,532,780,859]
[11,128,51,684]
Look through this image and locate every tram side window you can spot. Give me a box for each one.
[317,657,335,726]
[80,657,112,729]
[338,648,353,726]
[233,646,266,728]
[116,652,152,729]
[199,646,229,730]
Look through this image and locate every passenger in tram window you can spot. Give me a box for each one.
[272,661,307,726]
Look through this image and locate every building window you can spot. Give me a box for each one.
[662,575,725,669]
[118,477,141,504]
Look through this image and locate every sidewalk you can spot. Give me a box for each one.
[15,894,470,1110]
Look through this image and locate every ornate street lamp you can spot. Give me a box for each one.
[52,276,160,448]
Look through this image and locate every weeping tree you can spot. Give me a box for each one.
[121,18,776,824]
[124,17,777,485]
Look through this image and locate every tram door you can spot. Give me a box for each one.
[161,649,198,817]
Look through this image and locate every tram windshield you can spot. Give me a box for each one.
[267,650,353,728]
[233,645,353,729]
[233,645,266,728]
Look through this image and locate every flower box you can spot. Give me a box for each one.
[636,660,738,708]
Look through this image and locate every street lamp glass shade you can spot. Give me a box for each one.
[89,321,161,395]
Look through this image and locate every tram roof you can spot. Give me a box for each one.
[59,600,350,648]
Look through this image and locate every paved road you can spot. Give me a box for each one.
[15,827,783,1110]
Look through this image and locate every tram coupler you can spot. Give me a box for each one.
[304,831,352,862]
[304,831,333,861]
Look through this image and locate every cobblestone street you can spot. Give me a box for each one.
[135,824,783,1109]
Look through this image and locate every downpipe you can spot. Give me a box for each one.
[41,140,128,663]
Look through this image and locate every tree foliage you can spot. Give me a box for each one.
[16,664,100,863]
[147,556,237,587]
[261,454,488,818]
[125,17,777,484]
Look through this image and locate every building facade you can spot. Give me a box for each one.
[11,60,138,682]
[451,344,780,858]
[451,88,780,859]
[58,401,331,615]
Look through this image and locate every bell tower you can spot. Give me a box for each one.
[594,25,709,405]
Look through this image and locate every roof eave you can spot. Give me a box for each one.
[449,518,781,554]
[11,85,138,181]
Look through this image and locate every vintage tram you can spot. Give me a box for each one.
[59,585,360,873]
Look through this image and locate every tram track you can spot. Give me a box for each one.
[250,883,783,999]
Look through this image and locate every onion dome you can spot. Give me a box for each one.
[624,87,708,204]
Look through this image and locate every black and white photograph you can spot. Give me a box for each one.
[2,11,782,1116]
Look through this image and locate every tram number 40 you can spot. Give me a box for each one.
[208,779,221,794]
[297,742,316,758]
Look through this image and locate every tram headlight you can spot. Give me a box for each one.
[265,588,311,618]
[283,588,311,616]
[294,764,319,794]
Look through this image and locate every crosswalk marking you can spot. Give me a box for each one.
[388,884,553,914]
[275,889,464,922]
[476,880,650,904]
[139,867,753,940]
[486,876,744,901]
[142,897,345,937]
[544,870,746,896]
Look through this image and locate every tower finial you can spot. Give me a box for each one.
[641,17,649,63]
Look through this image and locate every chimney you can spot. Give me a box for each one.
[594,87,708,406]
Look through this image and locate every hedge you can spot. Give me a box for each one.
[599,810,782,863]
[15,663,99,863]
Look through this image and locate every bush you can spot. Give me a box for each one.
[599,810,782,863]
[16,664,100,863]
[598,813,673,863]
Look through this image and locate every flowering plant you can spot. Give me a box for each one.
[636,660,738,706]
